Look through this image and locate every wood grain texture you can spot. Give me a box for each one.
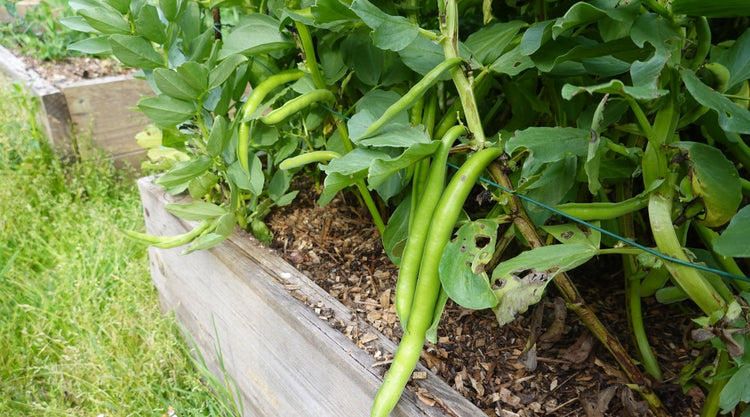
[60,75,152,163]
[137,176,486,417]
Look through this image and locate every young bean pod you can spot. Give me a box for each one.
[260,89,335,125]
[121,219,213,249]
[371,146,502,417]
[278,150,341,170]
[238,69,305,172]
[395,125,466,326]
[359,57,464,140]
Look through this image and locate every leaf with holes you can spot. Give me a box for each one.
[439,219,499,310]
[491,244,597,326]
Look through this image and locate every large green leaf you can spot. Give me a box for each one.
[464,21,526,65]
[109,34,164,69]
[154,68,202,101]
[716,28,750,92]
[350,0,419,52]
[491,244,597,326]
[551,0,640,39]
[629,13,681,89]
[561,79,668,101]
[348,90,407,141]
[505,127,590,163]
[218,14,294,59]
[719,365,750,414]
[165,201,228,221]
[78,7,130,35]
[135,4,166,43]
[367,141,440,188]
[60,16,97,34]
[713,205,750,258]
[674,141,742,227]
[439,220,499,310]
[67,36,112,55]
[208,54,248,90]
[672,0,750,18]
[681,69,750,134]
[311,0,360,30]
[489,44,535,76]
[156,155,213,189]
[138,95,197,128]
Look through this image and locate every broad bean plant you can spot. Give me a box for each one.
[66,0,750,415]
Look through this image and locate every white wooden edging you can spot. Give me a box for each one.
[138,176,486,417]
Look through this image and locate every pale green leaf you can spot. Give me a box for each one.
[165,201,227,221]
[713,205,750,257]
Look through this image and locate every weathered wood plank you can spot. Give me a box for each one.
[138,176,486,417]
[60,75,151,163]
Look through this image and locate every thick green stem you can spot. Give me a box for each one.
[440,0,485,148]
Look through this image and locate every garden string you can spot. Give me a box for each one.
[242,53,749,284]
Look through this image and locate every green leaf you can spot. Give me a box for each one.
[245,153,265,195]
[367,141,440,188]
[318,170,368,206]
[103,0,129,14]
[156,155,213,189]
[165,201,227,221]
[719,365,750,413]
[78,7,130,35]
[67,36,112,55]
[160,0,178,21]
[138,95,197,128]
[551,0,639,38]
[491,244,597,326]
[505,127,590,163]
[206,116,229,158]
[674,141,742,227]
[439,220,499,310]
[541,223,601,249]
[672,0,750,18]
[350,0,419,52]
[716,28,750,91]
[188,172,219,199]
[183,233,228,254]
[561,79,668,101]
[489,44,534,76]
[218,14,294,59]
[109,34,164,69]
[311,0,360,30]
[340,33,384,85]
[465,21,526,65]
[348,90,406,141]
[681,69,750,134]
[60,16,98,33]
[135,4,166,44]
[630,13,681,89]
[520,20,553,56]
[154,68,202,101]
[208,54,248,90]
[714,205,750,258]
[382,196,411,265]
[397,35,448,77]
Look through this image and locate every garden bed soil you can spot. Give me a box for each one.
[265,179,706,417]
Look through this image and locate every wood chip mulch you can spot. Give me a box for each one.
[265,179,705,417]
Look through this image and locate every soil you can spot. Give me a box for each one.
[8,48,134,85]
[266,179,706,417]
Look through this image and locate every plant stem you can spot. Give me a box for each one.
[440,0,485,149]
[488,161,670,417]
[700,351,730,417]
[294,21,386,234]
[693,223,750,292]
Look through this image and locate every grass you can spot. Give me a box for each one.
[0,76,241,417]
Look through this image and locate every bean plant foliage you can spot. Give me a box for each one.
[67,0,750,415]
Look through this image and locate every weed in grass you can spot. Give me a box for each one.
[0,77,241,416]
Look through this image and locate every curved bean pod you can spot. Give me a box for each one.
[260,89,335,125]
[238,69,305,172]
[360,57,463,140]
[279,150,341,170]
[371,146,502,417]
[395,125,466,326]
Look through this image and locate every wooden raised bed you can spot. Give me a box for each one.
[0,45,152,169]
[138,175,487,417]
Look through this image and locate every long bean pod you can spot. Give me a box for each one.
[237,69,305,172]
[396,125,466,326]
[260,89,335,125]
[359,57,463,140]
[371,146,502,417]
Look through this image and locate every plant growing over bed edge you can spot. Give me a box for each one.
[66,0,750,415]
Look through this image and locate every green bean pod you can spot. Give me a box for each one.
[554,192,649,220]
[278,150,341,170]
[395,125,466,327]
[360,57,463,139]
[371,146,502,417]
[121,220,213,249]
[260,89,335,125]
[238,69,305,172]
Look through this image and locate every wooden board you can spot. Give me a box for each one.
[60,75,152,166]
[138,176,486,417]
[0,45,152,168]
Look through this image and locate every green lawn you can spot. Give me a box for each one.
[0,77,240,417]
